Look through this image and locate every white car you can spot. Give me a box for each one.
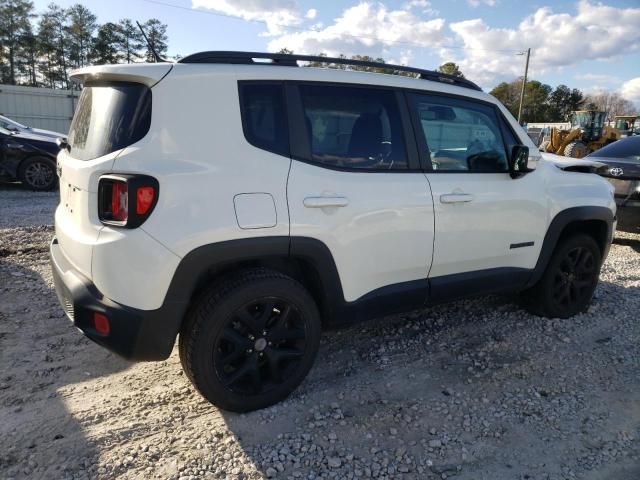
[50,52,616,412]
[0,114,66,139]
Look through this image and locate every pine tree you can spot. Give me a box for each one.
[36,6,60,88]
[92,22,121,65]
[0,0,36,85]
[117,19,144,63]
[142,18,168,62]
[67,4,97,68]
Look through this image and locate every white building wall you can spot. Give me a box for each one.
[0,84,79,134]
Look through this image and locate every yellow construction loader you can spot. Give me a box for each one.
[614,114,640,137]
[540,110,620,158]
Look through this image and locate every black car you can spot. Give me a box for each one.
[0,126,60,190]
[588,136,640,233]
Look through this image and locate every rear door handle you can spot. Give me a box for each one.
[303,196,349,208]
[440,193,474,204]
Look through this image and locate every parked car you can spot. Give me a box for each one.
[587,136,640,233]
[0,114,66,139]
[0,126,59,190]
[51,52,616,412]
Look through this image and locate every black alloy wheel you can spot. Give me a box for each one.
[214,298,307,395]
[551,245,597,311]
[180,269,321,412]
[522,233,602,318]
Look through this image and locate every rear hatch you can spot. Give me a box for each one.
[56,63,172,279]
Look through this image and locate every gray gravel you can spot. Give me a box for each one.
[1,186,639,480]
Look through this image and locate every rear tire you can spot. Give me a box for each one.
[18,156,57,191]
[179,269,321,412]
[522,234,601,318]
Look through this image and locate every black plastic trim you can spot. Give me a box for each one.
[429,267,531,305]
[525,206,614,288]
[510,241,534,249]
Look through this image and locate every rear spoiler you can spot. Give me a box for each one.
[70,63,173,87]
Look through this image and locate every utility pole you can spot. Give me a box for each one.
[517,48,531,125]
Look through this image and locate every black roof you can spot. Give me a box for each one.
[178,51,482,91]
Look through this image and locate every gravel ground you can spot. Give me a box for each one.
[1,184,639,480]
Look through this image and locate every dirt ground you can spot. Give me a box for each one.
[1,184,639,480]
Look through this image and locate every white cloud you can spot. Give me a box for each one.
[443,1,640,87]
[192,0,302,35]
[268,2,446,60]
[467,0,496,7]
[621,77,640,106]
[305,8,317,19]
[404,0,439,16]
[575,73,620,84]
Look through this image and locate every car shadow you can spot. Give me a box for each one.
[0,255,132,479]
[613,235,640,253]
[215,276,640,479]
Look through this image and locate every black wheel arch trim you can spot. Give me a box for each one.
[525,205,614,289]
[53,206,613,361]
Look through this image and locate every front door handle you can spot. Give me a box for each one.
[440,193,474,204]
[303,196,349,208]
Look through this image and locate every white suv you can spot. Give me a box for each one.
[51,52,616,412]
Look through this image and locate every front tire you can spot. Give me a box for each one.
[522,234,602,318]
[179,269,321,412]
[18,156,57,191]
[563,141,588,158]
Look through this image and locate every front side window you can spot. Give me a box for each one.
[299,85,408,170]
[239,83,289,157]
[409,93,508,172]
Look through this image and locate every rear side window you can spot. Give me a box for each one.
[67,82,151,161]
[239,83,289,157]
[408,93,508,172]
[299,85,408,170]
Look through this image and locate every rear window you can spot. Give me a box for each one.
[67,82,152,161]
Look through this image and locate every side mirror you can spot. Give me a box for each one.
[56,137,70,151]
[509,145,529,179]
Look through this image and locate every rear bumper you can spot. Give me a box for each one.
[50,237,182,361]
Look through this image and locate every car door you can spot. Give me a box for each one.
[286,83,434,307]
[406,92,547,299]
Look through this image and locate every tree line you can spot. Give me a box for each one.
[490,78,636,124]
[0,0,169,89]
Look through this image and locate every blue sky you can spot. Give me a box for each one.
[33,0,640,103]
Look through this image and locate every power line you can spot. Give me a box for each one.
[140,0,524,54]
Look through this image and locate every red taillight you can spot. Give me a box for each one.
[136,186,155,215]
[93,312,110,335]
[98,175,158,228]
[110,181,128,222]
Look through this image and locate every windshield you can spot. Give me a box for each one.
[573,111,604,129]
[67,82,152,161]
[589,137,640,161]
[0,115,27,130]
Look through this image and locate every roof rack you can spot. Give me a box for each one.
[178,51,482,91]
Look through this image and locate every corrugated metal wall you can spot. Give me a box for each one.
[0,84,79,134]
